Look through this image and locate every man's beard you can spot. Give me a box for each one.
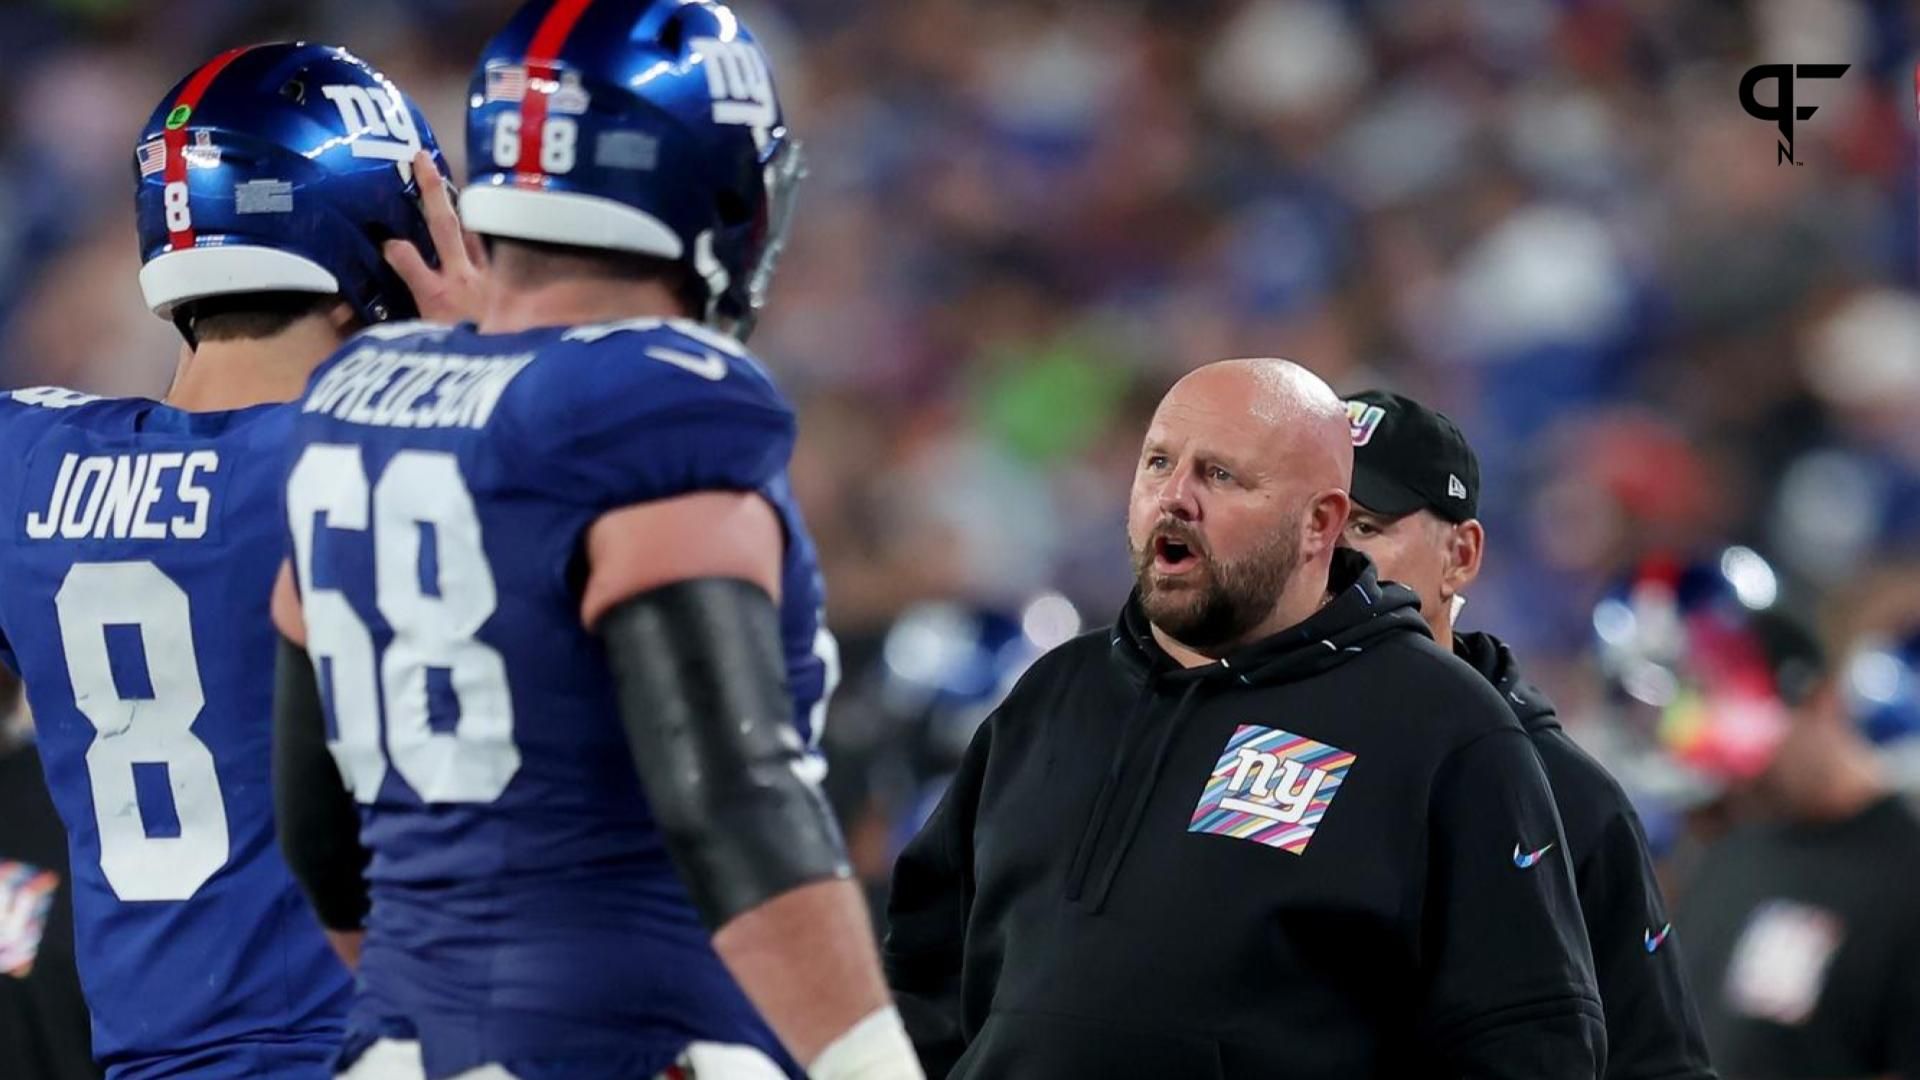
[1130,513,1302,653]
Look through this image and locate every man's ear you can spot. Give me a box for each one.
[327,298,360,336]
[1304,488,1352,558]
[1440,518,1484,597]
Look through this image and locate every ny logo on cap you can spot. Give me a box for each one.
[1347,401,1385,447]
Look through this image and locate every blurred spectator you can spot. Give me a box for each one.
[1589,548,1920,1075]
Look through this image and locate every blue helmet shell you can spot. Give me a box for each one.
[461,0,803,340]
[1845,629,1920,747]
[134,42,444,329]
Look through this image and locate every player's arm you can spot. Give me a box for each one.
[270,561,370,970]
[584,491,921,1080]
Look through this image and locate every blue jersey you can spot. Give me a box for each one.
[282,319,837,1080]
[0,388,351,1079]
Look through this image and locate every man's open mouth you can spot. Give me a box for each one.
[1154,533,1201,573]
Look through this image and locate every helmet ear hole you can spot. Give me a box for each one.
[715,189,752,228]
[657,10,687,54]
[364,222,406,252]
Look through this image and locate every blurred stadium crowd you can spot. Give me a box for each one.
[2,0,1918,903]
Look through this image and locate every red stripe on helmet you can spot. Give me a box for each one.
[161,46,252,251]
[515,0,597,183]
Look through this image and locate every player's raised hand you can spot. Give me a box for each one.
[385,150,488,325]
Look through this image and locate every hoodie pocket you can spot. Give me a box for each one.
[951,1008,1226,1080]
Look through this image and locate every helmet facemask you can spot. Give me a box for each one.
[729,135,806,342]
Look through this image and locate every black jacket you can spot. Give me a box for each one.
[0,738,99,1080]
[1455,632,1716,1080]
[886,551,1605,1079]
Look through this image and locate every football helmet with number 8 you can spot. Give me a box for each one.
[133,42,446,335]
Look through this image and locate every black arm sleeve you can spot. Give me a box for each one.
[885,716,993,1079]
[272,635,370,932]
[600,577,851,930]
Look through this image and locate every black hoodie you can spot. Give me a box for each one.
[886,551,1605,1079]
[1454,632,1716,1080]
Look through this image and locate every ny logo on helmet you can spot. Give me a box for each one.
[694,37,775,151]
[322,83,423,180]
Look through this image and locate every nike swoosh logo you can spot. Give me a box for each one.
[644,345,728,381]
[1644,923,1673,953]
[1512,842,1555,869]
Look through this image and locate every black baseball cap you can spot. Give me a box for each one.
[1344,389,1480,523]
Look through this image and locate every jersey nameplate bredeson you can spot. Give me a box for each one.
[302,347,533,430]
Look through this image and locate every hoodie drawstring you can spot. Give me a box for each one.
[1063,675,1159,903]
[1081,679,1204,914]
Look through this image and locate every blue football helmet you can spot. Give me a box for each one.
[1844,629,1920,747]
[134,43,444,331]
[880,593,1080,769]
[877,594,1078,855]
[1592,546,1824,788]
[461,0,803,340]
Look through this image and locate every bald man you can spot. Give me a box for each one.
[885,360,1605,1079]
